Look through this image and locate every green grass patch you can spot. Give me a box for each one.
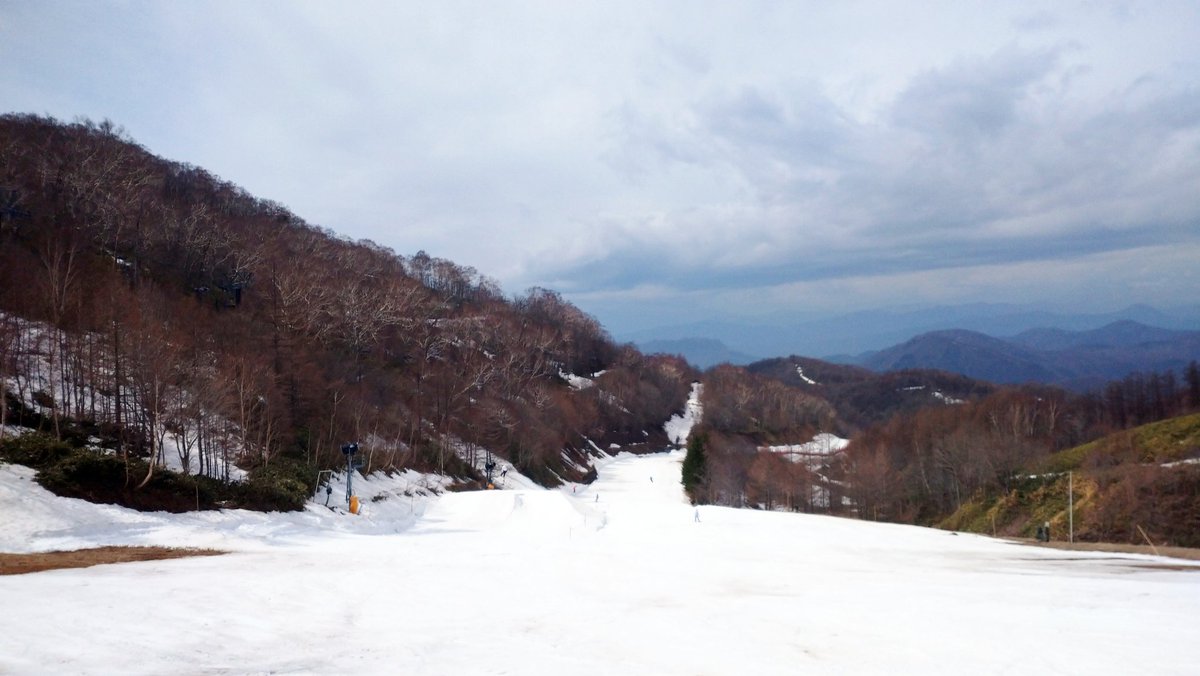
[1038,442,1096,474]
[941,474,1087,540]
[1039,412,1200,473]
[1128,413,1200,462]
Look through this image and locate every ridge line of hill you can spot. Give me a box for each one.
[848,320,1200,390]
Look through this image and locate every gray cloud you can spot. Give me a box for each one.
[582,37,1200,303]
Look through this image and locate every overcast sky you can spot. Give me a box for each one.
[3,1,1199,337]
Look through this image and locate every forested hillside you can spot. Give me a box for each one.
[0,115,693,504]
[746,356,996,430]
[675,357,996,512]
[683,349,1200,539]
[838,366,1200,527]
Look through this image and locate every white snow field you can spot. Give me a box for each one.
[3,451,1200,675]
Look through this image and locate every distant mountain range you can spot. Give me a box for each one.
[636,338,759,369]
[634,317,1200,391]
[850,321,1200,390]
[620,303,1200,360]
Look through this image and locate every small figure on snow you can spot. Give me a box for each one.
[694,508,701,523]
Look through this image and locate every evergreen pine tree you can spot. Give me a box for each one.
[681,432,707,503]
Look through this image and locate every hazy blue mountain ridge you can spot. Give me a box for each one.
[635,338,760,369]
[854,321,1200,390]
[1009,320,1195,351]
[621,304,1200,361]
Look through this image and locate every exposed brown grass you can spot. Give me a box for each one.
[0,546,225,575]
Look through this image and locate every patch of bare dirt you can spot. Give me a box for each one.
[0,546,225,575]
[1009,537,1200,562]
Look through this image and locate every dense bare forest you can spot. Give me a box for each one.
[839,366,1200,524]
[0,115,693,504]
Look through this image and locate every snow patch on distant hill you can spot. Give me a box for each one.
[933,390,965,405]
[898,384,964,405]
[795,365,819,385]
[764,433,849,461]
[560,369,600,390]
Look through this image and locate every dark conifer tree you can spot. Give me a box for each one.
[681,432,707,503]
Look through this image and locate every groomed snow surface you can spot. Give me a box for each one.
[3,451,1200,675]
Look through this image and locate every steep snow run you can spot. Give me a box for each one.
[663,381,703,446]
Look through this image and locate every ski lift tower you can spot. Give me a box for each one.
[342,442,360,506]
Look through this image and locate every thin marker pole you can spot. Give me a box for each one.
[1068,471,1074,544]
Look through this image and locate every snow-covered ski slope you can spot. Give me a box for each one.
[663,381,702,446]
[2,450,1199,675]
